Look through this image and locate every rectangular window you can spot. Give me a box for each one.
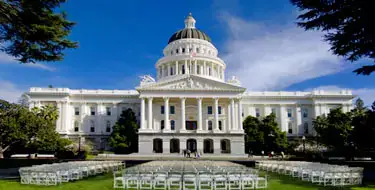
[218,106,222,115]
[170,67,173,75]
[182,48,185,53]
[304,122,309,134]
[106,107,111,116]
[74,107,80,116]
[288,122,293,134]
[90,127,95,132]
[208,120,213,130]
[161,106,165,114]
[90,107,96,116]
[161,120,164,130]
[255,108,260,118]
[303,108,308,118]
[196,47,200,53]
[208,106,213,114]
[197,66,200,74]
[287,108,292,118]
[74,121,79,132]
[170,106,175,114]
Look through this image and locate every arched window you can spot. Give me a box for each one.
[171,120,175,130]
[90,120,95,132]
[74,121,79,132]
[170,67,174,75]
[176,49,179,54]
[304,122,309,134]
[208,120,213,130]
[161,120,165,130]
[219,121,222,130]
[182,48,185,53]
[182,65,185,74]
[106,120,111,133]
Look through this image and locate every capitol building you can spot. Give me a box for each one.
[27,14,354,156]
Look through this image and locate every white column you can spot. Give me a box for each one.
[96,103,102,133]
[164,97,170,130]
[237,99,243,131]
[230,98,235,131]
[140,98,146,130]
[147,97,153,130]
[296,105,302,135]
[161,65,165,77]
[56,101,62,131]
[214,97,219,131]
[279,105,286,132]
[185,60,189,74]
[180,97,186,131]
[194,60,197,74]
[203,61,206,75]
[227,103,231,131]
[264,105,272,116]
[175,61,179,75]
[197,97,203,131]
[313,103,320,118]
[167,64,171,76]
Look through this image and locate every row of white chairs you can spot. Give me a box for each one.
[114,161,267,190]
[256,161,363,186]
[19,161,124,186]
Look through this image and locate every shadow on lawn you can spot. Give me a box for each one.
[267,172,374,190]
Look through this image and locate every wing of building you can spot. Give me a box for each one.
[26,13,354,156]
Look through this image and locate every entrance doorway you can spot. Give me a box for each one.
[186,139,197,152]
[170,139,180,153]
[203,139,214,153]
[153,138,163,153]
[220,139,231,154]
[186,121,197,130]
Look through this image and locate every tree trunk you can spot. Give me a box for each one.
[0,147,4,159]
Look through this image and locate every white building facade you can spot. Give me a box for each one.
[27,14,354,156]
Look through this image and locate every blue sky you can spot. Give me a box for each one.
[0,0,374,105]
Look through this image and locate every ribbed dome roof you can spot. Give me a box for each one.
[167,13,211,44]
[168,28,211,44]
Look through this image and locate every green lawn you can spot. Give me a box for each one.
[0,173,374,190]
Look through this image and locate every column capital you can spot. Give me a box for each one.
[196,97,203,100]
[213,97,219,101]
[148,97,153,101]
[180,97,186,100]
[163,97,169,101]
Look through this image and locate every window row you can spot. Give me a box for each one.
[169,47,215,56]
[159,64,221,77]
[159,120,223,131]
[254,107,309,118]
[73,120,112,133]
[74,107,113,116]
[160,106,222,115]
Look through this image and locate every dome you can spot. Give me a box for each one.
[167,13,212,44]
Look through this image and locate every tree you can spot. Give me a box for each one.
[109,108,139,154]
[351,100,375,152]
[291,0,375,75]
[0,0,78,63]
[0,100,70,158]
[243,113,287,154]
[313,108,353,151]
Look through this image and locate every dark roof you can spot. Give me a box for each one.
[168,28,211,44]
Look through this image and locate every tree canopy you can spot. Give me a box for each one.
[108,108,139,154]
[0,0,77,63]
[244,113,287,154]
[291,0,375,75]
[0,100,70,158]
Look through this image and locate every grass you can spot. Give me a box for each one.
[0,173,374,190]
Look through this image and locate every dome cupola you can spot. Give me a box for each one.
[168,13,211,44]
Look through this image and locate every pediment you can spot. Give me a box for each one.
[137,75,246,92]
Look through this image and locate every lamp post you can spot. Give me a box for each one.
[302,136,306,153]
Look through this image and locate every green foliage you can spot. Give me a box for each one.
[244,113,287,154]
[351,100,375,152]
[313,108,353,151]
[109,108,138,154]
[0,99,71,158]
[291,0,375,75]
[0,0,78,63]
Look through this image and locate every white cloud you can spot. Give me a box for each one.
[220,13,345,91]
[0,80,24,103]
[308,85,375,106]
[0,52,56,71]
